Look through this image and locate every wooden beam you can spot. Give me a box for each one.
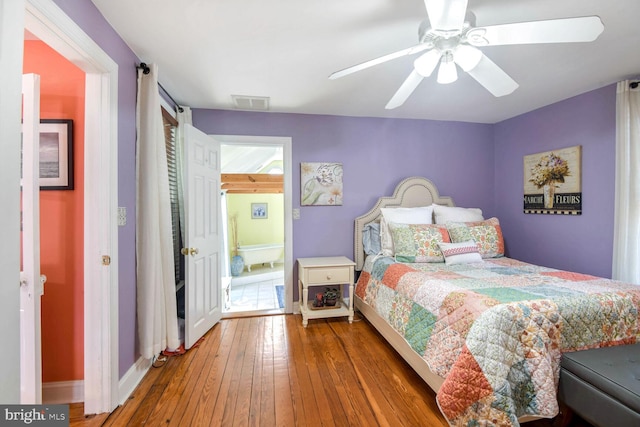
[221,173,283,194]
[225,188,283,194]
[221,173,283,184]
[222,183,282,191]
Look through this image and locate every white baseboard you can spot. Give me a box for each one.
[118,356,152,405]
[42,380,84,404]
[41,357,150,407]
[293,301,299,314]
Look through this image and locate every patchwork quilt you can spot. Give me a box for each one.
[355,256,640,426]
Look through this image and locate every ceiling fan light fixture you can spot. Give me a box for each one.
[414,49,442,77]
[454,44,482,72]
[437,52,457,84]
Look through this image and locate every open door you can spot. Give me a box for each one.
[20,73,42,404]
[183,124,222,349]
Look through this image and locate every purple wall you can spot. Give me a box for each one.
[494,85,617,278]
[51,0,620,383]
[193,110,495,270]
[53,0,140,378]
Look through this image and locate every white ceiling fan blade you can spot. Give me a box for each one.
[424,0,468,33]
[385,70,424,109]
[329,43,432,80]
[467,54,519,97]
[467,16,604,46]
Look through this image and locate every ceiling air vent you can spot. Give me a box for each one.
[231,95,270,111]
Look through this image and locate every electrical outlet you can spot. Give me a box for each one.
[293,208,300,220]
[117,207,127,226]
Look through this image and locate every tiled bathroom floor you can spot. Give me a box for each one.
[226,264,284,313]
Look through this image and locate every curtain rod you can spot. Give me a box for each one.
[137,63,184,113]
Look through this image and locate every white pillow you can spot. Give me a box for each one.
[438,241,483,265]
[380,206,434,256]
[433,204,483,224]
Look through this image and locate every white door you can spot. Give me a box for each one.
[183,124,222,349]
[20,73,43,404]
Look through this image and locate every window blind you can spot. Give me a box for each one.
[162,108,181,285]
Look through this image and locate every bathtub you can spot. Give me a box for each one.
[237,243,284,272]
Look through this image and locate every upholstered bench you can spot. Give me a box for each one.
[557,344,640,427]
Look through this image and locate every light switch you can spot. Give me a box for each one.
[293,208,300,220]
[117,207,127,226]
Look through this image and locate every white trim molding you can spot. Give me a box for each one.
[42,381,84,404]
[118,357,152,405]
[213,135,294,314]
[25,0,119,414]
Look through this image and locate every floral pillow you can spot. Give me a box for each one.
[446,217,505,258]
[380,206,434,256]
[388,223,450,263]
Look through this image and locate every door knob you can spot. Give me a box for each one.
[181,247,199,256]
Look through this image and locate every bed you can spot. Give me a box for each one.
[353,176,640,426]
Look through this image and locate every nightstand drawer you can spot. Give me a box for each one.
[307,266,351,284]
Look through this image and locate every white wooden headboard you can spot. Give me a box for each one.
[353,177,455,271]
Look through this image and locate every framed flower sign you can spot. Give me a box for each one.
[300,162,343,206]
[523,145,581,215]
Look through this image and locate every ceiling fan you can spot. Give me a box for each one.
[329,0,604,109]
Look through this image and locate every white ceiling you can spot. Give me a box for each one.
[221,144,282,174]
[91,0,640,124]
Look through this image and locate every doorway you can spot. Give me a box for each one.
[21,0,119,414]
[215,135,293,317]
[22,36,86,406]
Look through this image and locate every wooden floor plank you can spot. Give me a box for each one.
[147,320,227,426]
[230,317,261,426]
[193,316,243,427]
[169,319,236,427]
[252,316,276,427]
[273,315,296,426]
[70,314,594,427]
[295,318,340,426]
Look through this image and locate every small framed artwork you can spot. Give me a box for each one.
[37,119,74,190]
[251,203,268,219]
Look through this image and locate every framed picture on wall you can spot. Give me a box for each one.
[300,162,343,206]
[251,203,268,219]
[523,145,581,215]
[36,119,74,190]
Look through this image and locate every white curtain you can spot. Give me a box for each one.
[136,63,180,358]
[612,80,640,284]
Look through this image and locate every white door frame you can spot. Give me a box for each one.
[213,135,293,313]
[23,0,119,413]
[0,0,27,404]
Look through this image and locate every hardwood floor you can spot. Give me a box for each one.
[69,314,593,426]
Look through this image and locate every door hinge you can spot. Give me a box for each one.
[102,255,111,266]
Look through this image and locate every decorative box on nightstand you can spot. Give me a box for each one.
[297,256,355,327]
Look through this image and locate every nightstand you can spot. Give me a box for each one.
[297,256,355,327]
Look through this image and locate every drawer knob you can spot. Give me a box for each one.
[326,275,332,280]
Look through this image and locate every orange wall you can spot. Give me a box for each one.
[23,40,85,382]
